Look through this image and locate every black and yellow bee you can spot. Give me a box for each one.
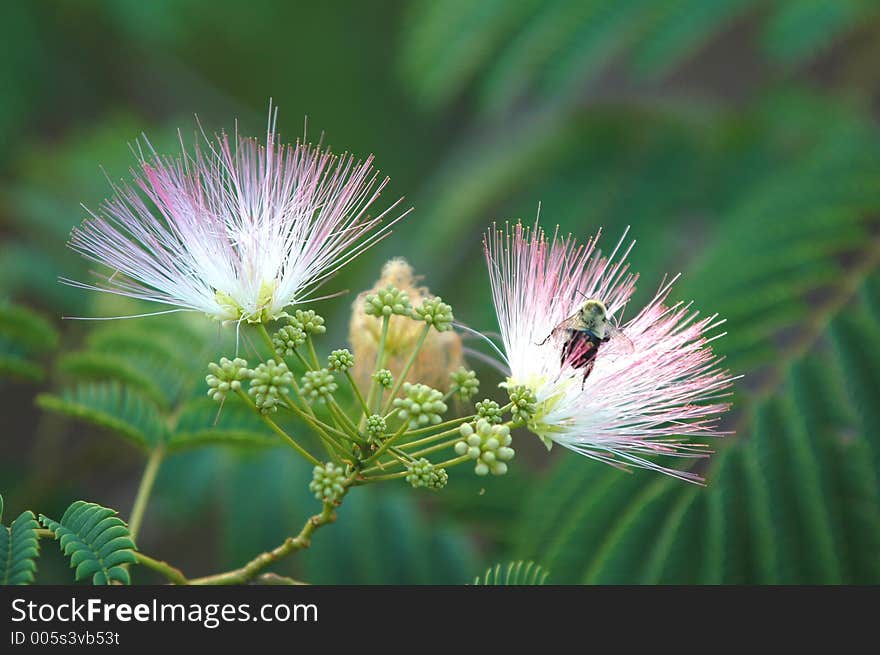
[540,298,633,386]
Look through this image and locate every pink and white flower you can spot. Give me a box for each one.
[66,109,408,324]
[483,221,734,483]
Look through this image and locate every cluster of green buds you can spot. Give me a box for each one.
[405,458,448,490]
[364,285,413,317]
[449,367,479,401]
[309,462,346,503]
[206,284,525,508]
[272,324,306,358]
[249,359,294,413]
[455,419,515,476]
[291,309,326,336]
[412,296,454,332]
[393,383,448,428]
[372,369,393,389]
[206,357,251,402]
[365,414,386,442]
[475,398,504,424]
[508,385,538,424]
[327,349,354,372]
[301,368,338,404]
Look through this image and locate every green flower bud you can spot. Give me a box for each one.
[405,457,448,490]
[454,419,514,476]
[449,367,479,402]
[301,368,338,403]
[248,359,293,413]
[413,296,454,332]
[373,369,393,388]
[291,309,326,335]
[206,357,251,402]
[365,414,386,442]
[364,285,412,318]
[508,385,538,424]
[327,348,355,372]
[272,324,307,357]
[393,382,447,428]
[309,462,346,502]
[475,399,504,424]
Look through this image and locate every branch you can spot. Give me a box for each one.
[253,572,308,585]
[188,498,341,585]
[135,552,188,585]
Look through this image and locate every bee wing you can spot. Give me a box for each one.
[537,312,580,345]
[603,324,635,356]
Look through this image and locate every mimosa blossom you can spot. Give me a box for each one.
[484,222,734,483]
[66,110,407,324]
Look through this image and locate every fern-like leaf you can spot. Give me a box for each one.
[0,301,59,353]
[0,302,58,382]
[169,398,276,452]
[37,382,167,450]
[0,495,40,585]
[39,501,137,585]
[57,351,171,410]
[472,560,549,585]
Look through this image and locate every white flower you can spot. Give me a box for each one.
[484,221,735,483]
[66,109,409,324]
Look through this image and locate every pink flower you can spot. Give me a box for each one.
[66,109,408,324]
[483,221,734,483]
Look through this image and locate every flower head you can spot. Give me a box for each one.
[483,221,734,483]
[349,258,463,390]
[67,108,408,323]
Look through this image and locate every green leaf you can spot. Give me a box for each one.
[0,344,45,382]
[629,0,754,79]
[761,0,864,66]
[0,301,59,353]
[39,501,137,585]
[0,302,58,382]
[57,351,171,410]
[472,560,549,585]
[37,382,167,450]
[168,398,277,452]
[0,498,40,585]
[400,1,879,115]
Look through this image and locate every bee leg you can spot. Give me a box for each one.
[580,360,595,390]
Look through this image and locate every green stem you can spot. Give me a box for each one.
[400,425,466,451]
[129,445,164,542]
[135,552,188,585]
[257,323,334,459]
[359,470,409,483]
[237,391,320,466]
[328,399,362,439]
[433,454,472,469]
[410,436,463,459]
[364,421,408,464]
[346,371,370,417]
[307,336,321,370]
[282,397,350,457]
[291,348,313,372]
[256,324,276,356]
[403,413,477,438]
[382,323,431,413]
[363,315,391,425]
[188,495,344,585]
[254,573,308,585]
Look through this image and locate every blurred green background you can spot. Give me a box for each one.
[3,0,880,584]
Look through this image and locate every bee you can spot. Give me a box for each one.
[539,298,633,387]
